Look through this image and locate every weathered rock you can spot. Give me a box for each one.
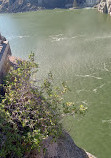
[98,0,111,15]
[98,0,108,13]
[8,55,23,70]
[106,0,111,14]
[24,132,89,158]
[0,0,102,13]
[0,33,6,41]
[0,0,9,12]
[86,0,100,7]
[86,152,97,158]
[0,33,11,83]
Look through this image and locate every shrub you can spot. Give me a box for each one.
[0,53,87,158]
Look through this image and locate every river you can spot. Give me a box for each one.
[0,8,111,158]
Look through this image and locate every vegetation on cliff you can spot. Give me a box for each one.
[0,53,87,158]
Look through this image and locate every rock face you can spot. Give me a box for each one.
[86,0,100,7]
[0,0,101,13]
[107,0,111,14]
[98,0,111,15]
[98,0,108,13]
[0,33,11,83]
[0,0,9,12]
[25,132,89,158]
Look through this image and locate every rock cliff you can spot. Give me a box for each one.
[24,132,96,158]
[0,33,11,84]
[85,0,100,7]
[0,0,100,13]
[98,0,111,15]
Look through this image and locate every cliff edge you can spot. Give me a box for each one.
[24,132,96,158]
[0,33,11,83]
[98,0,111,15]
[0,0,100,13]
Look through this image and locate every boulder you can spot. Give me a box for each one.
[86,0,100,7]
[24,132,89,158]
[98,0,108,13]
[0,0,103,13]
[0,0,9,13]
[0,33,11,84]
[98,0,111,15]
[106,0,111,14]
[0,33,6,41]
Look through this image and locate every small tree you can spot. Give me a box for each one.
[0,53,87,158]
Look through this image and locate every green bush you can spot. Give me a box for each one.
[0,53,87,158]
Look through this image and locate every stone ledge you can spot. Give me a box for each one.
[86,152,97,158]
[0,33,11,83]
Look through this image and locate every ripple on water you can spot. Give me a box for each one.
[75,74,102,80]
[49,34,85,42]
[7,35,30,40]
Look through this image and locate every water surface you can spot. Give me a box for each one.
[0,9,111,158]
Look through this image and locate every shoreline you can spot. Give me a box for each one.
[0,1,100,14]
[0,6,98,14]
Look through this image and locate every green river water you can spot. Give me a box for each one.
[0,8,111,158]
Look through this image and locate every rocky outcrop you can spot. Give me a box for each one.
[8,0,39,12]
[0,0,101,13]
[98,0,108,13]
[98,0,111,15]
[107,0,111,14]
[24,132,97,158]
[0,0,72,12]
[86,152,97,158]
[0,33,11,83]
[0,0,9,12]
[25,132,89,158]
[85,0,100,7]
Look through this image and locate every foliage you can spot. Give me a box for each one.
[0,53,87,158]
